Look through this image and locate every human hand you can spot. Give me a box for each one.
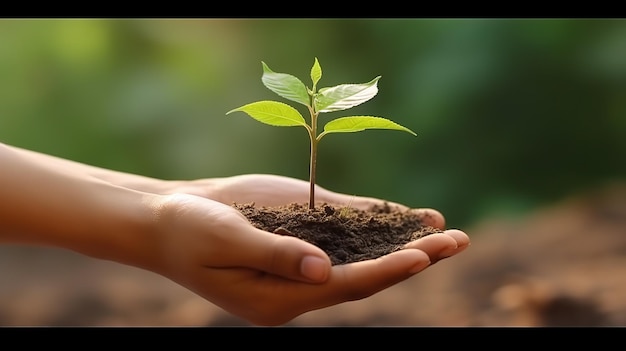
[152,176,469,326]
[0,144,468,326]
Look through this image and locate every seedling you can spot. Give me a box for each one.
[227,58,416,209]
[338,195,356,218]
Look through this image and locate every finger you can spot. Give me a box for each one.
[439,229,471,258]
[408,208,445,229]
[315,249,432,305]
[236,227,333,283]
[403,230,470,263]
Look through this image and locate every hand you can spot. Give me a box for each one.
[0,145,469,326]
[152,175,469,326]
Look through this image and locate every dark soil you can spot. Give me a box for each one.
[233,202,442,265]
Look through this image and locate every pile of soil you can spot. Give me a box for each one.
[233,202,442,265]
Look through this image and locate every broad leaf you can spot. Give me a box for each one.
[310,57,322,91]
[226,101,308,128]
[314,76,381,113]
[319,116,416,140]
[261,62,310,107]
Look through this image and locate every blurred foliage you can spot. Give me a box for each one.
[1,18,625,229]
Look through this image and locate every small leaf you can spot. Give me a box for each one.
[226,101,308,128]
[319,116,417,140]
[314,76,381,113]
[261,62,310,107]
[310,57,322,91]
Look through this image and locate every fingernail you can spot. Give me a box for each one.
[300,256,329,282]
[444,229,471,252]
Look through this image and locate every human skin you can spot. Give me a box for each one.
[0,143,470,326]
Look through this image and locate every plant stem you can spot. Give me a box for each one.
[308,106,318,209]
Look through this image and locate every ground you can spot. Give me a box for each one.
[1,181,625,326]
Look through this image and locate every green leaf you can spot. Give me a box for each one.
[226,100,308,128]
[310,57,322,91]
[314,76,381,113]
[261,62,310,107]
[319,116,417,140]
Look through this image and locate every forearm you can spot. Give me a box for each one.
[7,144,180,194]
[0,142,164,271]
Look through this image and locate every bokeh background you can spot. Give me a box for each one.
[1,18,625,326]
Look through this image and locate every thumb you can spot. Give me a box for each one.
[241,227,332,283]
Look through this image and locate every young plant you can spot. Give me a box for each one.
[226,58,416,209]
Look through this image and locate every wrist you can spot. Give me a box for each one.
[58,184,166,273]
[0,143,169,273]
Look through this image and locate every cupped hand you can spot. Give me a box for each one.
[152,191,469,326]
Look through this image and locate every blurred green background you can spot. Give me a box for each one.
[1,18,625,230]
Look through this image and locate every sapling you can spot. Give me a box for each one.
[226,58,416,209]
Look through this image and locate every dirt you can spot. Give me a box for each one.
[232,202,442,265]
